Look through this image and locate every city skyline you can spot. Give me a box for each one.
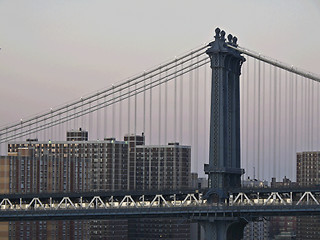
[0,4,320,237]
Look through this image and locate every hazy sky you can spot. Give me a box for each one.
[0,0,319,126]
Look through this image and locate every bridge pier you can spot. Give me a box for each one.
[199,217,247,240]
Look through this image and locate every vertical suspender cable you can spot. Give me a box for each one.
[149,77,152,145]
[303,78,310,151]
[113,87,115,138]
[119,89,122,139]
[268,65,272,180]
[316,83,320,149]
[127,82,130,190]
[89,103,92,140]
[240,57,245,181]
[273,66,277,179]
[59,113,61,141]
[134,80,137,190]
[300,77,304,151]
[189,56,193,163]
[74,106,77,135]
[305,78,309,150]
[96,95,99,139]
[204,63,207,166]
[142,74,146,189]
[36,117,38,141]
[307,78,310,150]
[289,72,293,179]
[174,60,177,142]
[66,106,68,136]
[294,74,298,180]
[158,67,162,190]
[311,80,314,150]
[246,57,249,178]
[134,81,137,137]
[173,61,177,189]
[81,98,84,130]
[104,96,107,138]
[165,70,168,145]
[284,70,288,178]
[305,77,309,150]
[277,69,281,180]
[288,72,293,179]
[318,82,320,183]
[164,69,168,186]
[257,59,261,179]
[127,82,131,136]
[253,58,256,179]
[261,62,265,180]
[51,110,53,140]
[143,73,146,136]
[180,63,184,144]
[158,68,162,145]
[195,56,199,174]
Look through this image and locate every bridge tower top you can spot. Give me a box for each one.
[204,28,245,201]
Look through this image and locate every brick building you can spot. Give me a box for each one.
[296,151,320,240]
[0,129,191,239]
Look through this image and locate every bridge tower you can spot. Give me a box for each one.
[201,28,246,240]
[204,27,245,198]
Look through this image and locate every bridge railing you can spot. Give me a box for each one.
[0,189,320,212]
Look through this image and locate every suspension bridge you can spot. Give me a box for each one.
[1,28,320,239]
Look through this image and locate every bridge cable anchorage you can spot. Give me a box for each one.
[0,44,208,137]
[226,44,320,82]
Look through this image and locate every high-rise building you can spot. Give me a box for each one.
[269,177,297,240]
[296,151,320,240]
[242,178,270,240]
[124,134,192,240]
[0,129,192,239]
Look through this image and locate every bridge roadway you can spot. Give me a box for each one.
[0,187,319,221]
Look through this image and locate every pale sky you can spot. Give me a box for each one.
[1,1,320,179]
[1,0,319,126]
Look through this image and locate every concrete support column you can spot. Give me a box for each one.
[200,218,247,240]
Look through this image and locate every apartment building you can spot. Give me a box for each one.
[1,129,192,239]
